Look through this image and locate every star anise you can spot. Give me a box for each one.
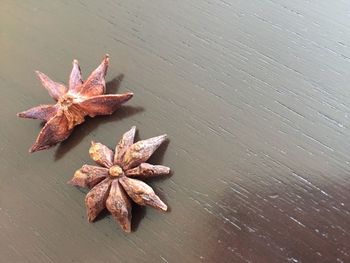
[68,126,170,232]
[17,55,133,152]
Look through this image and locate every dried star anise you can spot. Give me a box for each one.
[68,126,170,232]
[17,55,133,152]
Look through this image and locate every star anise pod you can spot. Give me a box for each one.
[17,55,133,152]
[68,126,170,232]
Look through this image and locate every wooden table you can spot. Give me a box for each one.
[1,1,349,262]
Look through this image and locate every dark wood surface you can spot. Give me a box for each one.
[1,1,350,262]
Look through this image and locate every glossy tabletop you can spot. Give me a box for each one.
[1,1,350,262]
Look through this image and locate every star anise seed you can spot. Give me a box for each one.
[68,126,170,233]
[17,55,133,152]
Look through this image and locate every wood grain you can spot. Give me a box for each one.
[1,0,350,262]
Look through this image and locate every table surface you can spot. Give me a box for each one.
[1,1,350,262]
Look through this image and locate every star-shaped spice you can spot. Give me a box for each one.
[68,126,170,232]
[17,55,133,152]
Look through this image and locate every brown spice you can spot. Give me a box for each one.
[68,126,170,233]
[17,55,133,152]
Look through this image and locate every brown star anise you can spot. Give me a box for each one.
[68,126,170,232]
[17,55,133,152]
